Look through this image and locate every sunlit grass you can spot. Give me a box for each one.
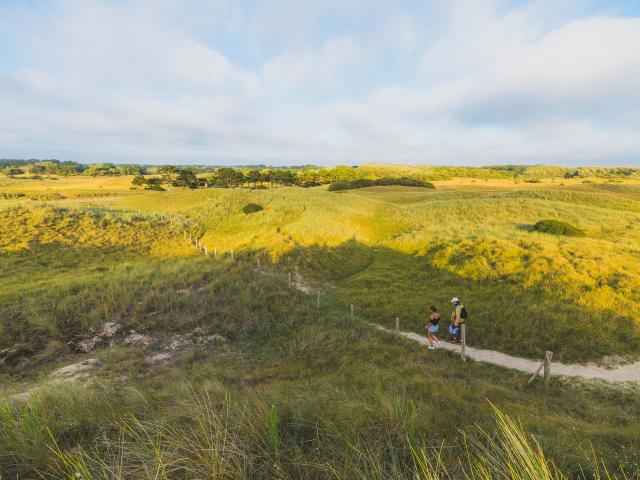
[1,175,640,477]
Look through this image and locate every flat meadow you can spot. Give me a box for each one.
[1,173,640,478]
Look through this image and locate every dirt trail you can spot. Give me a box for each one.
[376,326,640,383]
[282,269,640,383]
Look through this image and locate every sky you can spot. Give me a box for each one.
[1,0,639,166]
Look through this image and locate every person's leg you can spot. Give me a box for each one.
[427,331,434,347]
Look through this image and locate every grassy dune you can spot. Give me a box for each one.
[1,174,640,477]
[109,180,640,361]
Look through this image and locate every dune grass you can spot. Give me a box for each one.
[1,175,640,477]
[0,255,639,477]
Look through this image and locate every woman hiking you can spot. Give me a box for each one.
[425,306,440,350]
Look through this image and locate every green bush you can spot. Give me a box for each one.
[328,177,434,191]
[242,203,264,214]
[533,219,585,237]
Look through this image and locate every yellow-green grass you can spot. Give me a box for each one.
[1,181,640,477]
[0,174,134,194]
[1,256,639,478]
[3,176,640,361]
[107,183,640,361]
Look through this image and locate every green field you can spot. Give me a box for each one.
[1,173,640,478]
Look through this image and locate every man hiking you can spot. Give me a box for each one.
[448,297,467,343]
[424,306,440,350]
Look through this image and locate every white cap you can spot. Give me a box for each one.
[450,297,459,303]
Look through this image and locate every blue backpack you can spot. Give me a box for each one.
[448,325,460,336]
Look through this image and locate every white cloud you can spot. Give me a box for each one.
[0,0,639,165]
[262,36,361,90]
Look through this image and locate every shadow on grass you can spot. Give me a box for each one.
[2,239,639,369]
[264,241,639,363]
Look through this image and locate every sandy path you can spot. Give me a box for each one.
[283,271,640,383]
[376,326,640,383]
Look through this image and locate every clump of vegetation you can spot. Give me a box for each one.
[533,219,586,237]
[0,192,26,199]
[242,202,263,214]
[27,192,66,201]
[328,176,435,191]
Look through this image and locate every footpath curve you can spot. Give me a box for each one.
[271,268,640,384]
[375,325,640,383]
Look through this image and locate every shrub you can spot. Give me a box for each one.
[328,177,434,191]
[242,203,264,214]
[533,219,585,237]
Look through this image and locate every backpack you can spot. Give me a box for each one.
[460,306,468,320]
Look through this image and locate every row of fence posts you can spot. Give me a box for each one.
[189,235,234,260]
[186,236,554,390]
[383,310,553,389]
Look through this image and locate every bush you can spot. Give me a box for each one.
[144,184,166,191]
[328,177,434,191]
[242,203,264,214]
[533,219,585,237]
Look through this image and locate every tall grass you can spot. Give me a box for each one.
[2,177,640,477]
[35,391,635,479]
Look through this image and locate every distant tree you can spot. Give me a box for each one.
[4,167,24,176]
[262,169,274,188]
[31,164,47,175]
[247,169,262,188]
[58,161,86,175]
[144,177,165,191]
[216,167,245,188]
[172,168,199,189]
[119,164,147,175]
[131,174,147,188]
[158,165,180,185]
[85,163,119,176]
[271,170,295,186]
[297,169,320,186]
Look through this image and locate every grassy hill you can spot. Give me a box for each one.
[1,174,640,478]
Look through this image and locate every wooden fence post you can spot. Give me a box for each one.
[204,247,208,256]
[316,291,320,308]
[544,351,553,389]
[461,324,466,362]
[231,249,234,260]
[214,248,217,258]
[257,257,260,269]
[288,272,292,286]
[350,304,354,318]
[395,317,400,332]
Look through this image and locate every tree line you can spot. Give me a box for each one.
[3,159,640,184]
[1,159,147,177]
[131,166,329,191]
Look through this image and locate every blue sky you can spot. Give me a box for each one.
[1,0,639,166]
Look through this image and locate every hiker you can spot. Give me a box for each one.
[424,306,440,350]
[449,297,467,343]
